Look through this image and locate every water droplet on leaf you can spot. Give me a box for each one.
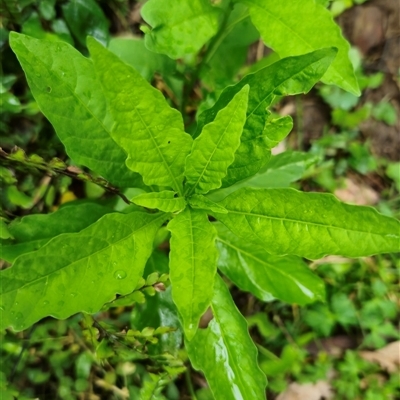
[42,300,49,306]
[46,86,52,93]
[15,312,23,320]
[70,292,77,297]
[114,270,127,280]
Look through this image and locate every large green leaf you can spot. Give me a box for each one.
[0,202,113,262]
[0,212,167,331]
[167,208,217,340]
[62,0,109,46]
[216,223,325,304]
[108,37,176,81]
[187,275,267,400]
[196,48,337,187]
[141,0,222,59]
[214,188,400,259]
[185,85,249,194]
[9,33,141,188]
[239,0,360,95]
[88,38,193,195]
[132,191,186,213]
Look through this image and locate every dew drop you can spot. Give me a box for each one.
[114,270,127,280]
[46,86,52,93]
[35,72,41,77]
[70,292,77,297]
[15,312,23,320]
[42,300,49,306]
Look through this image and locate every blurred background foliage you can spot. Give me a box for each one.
[0,0,399,399]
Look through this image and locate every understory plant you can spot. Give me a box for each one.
[1,0,399,398]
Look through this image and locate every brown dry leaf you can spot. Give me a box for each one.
[276,381,333,400]
[359,341,400,373]
[334,178,379,205]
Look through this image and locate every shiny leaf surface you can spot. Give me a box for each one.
[215,188,400,259]
[62,0,109,46]
[216,224,325,304]
[141,0,222,59]
[1,203,113,262]
[88,38,193,194]
[240,0,360,95]
[132,191,186,213]
[185,85,249,194]
[9,33,142,188]
[167,208,218,340]
[187,275,267,399]
[0,212,167,331]
[197,48,337,187]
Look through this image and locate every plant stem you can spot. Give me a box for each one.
[185,367,198,400]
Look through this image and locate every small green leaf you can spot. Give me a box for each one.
[216,223,325,304]
[0,212,167,331]
[132,191,186,213]
[9,33,142,188]
[0,220,13,240]
[214,188,400,259]
[1,202,113,262]
[188,195,228,214]
[88,37,193,194]
[185,85,249,194]
[62,0,109,46]
[197,48,337,187]
[240,0,360,95]
[187,275,266,400]
[141,0,222,59]
[167,208,218,340]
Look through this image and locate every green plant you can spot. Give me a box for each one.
[1,0,399,398]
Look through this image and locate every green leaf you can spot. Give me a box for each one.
[188,194,228,214]
[201,3,259,89]
[248,151,320,188]
[9,33,142,188]
[216,223,325,304]
[62,0,109,46]
[0,202,113,263]
[88,37,193,195]
[187,275,266,400]
[141,0,222,59]
[132,191,186,213]
[197,48,337,187]
[0,212,167,331]
[214,188,400,259]
[185,85,249,194]
[108,37,176,82]
[167,208,218,340]
[240,0,360,95]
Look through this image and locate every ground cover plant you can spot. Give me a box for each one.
[1,0,399,398]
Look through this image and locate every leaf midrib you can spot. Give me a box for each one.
[223,207,394,237]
